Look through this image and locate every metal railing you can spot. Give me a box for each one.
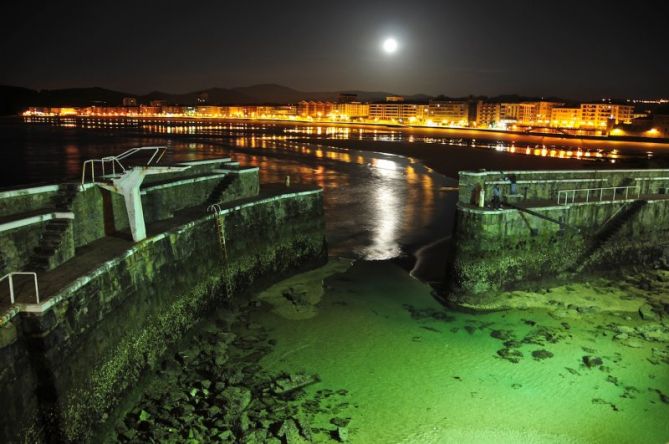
[81,146,167,184]
[207,203,223,213]
[1,272,40,304]
[557,186,640,206]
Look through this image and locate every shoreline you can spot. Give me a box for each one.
[13,114,669,145]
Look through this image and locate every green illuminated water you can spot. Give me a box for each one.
[251,260,669,443]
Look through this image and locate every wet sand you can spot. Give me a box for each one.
[312,138,663,179]
[253,260,669,443]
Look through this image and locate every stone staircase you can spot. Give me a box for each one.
[27,184,79,272]
[573,199,647,272]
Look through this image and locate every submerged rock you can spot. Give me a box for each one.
[490,330,514,341]
[496,348,524,363]
[582,355,603,368]
[639,304,659,321]
[271,373,320,396]
[531,349,554,360]
[652,389,669,404]
[333,426,349,442]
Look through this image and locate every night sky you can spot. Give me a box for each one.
[2,0,667,99]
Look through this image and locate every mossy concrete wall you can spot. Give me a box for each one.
[106,168,259,233]
[459,169,669,204]
[0,223,45,272]
[0,188,326,443]
[0,320,41,444]
[0,185,60,218]
[70,186,107,248]
[449,169,669,306]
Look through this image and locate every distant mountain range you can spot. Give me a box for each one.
[1,83,604,116]
[0,84,439,115]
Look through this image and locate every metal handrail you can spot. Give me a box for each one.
[207,203,223,213]
[0,272,40,304]
[557,186,640,205]
[81,146,167,184]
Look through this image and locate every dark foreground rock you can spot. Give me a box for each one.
[113,302,352,443]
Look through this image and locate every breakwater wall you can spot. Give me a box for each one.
[448,169,669,306]
[0,159,326,443]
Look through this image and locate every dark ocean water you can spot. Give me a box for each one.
[0,118,456,263]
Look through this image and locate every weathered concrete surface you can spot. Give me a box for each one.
[0,187,326,443]
[448,169,669,307]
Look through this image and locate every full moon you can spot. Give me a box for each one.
[382,37,398,54]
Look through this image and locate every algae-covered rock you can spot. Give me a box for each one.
[639,304,658,321]
[497,348,523,363]
[582,355,603,368]
[531,349,554,360]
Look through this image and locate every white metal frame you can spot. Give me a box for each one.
[81,146,167,184]
[557,186,640,205]
[207,203,223,213]
[1,272,40,304]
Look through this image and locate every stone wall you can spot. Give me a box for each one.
[0,223,45,271]
[459,169,669,205]
[449,169,669,306]
[0,185,59,218]
[0,189,326,443]
[71,186,107,248]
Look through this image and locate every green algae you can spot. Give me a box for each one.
[250,260,669,443]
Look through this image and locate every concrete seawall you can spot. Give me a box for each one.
[0,157,327,443]
[448,169,669,306]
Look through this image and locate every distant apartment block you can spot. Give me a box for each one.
[369,102,428,122]
[510,101,564,124]
[335,102,370,118]
[297,101,335,117]
[475,101,501,127]
[428,100,469,126]
[550,107,581,127]
[579,103,633,128]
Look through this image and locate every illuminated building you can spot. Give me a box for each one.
[579,103,633,128]
[297,101,336,117]
[428,100,469,126]
[512,101,564,124]
[550,107,581,128]
[196,106,224,117]
[336,102,370,119]
[535,101,563,123]
[122,97,137,106]
[385,96,405,102]
[475,101,500,127]
[500,103,520,120]
[140,105,161,115]
[162,106,183,116]
[269,105,297,116]
[368,102,428,122]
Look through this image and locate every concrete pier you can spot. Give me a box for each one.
[448,169,669,306]
[0,157,327,442]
